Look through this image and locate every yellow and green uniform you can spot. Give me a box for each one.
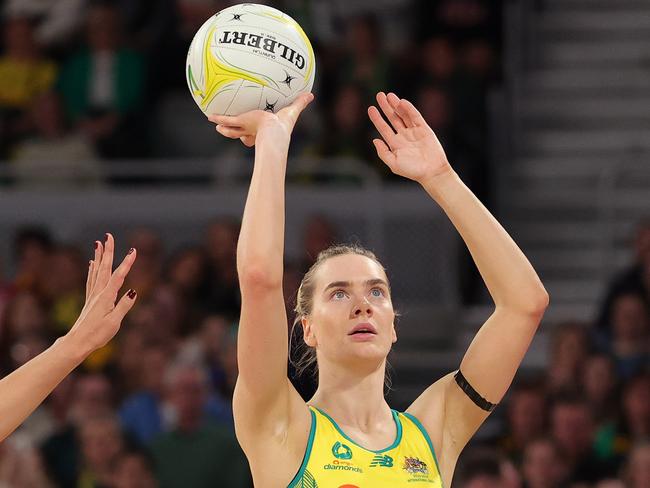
[288,406,444,487]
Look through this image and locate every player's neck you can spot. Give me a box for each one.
[309,361,391,429]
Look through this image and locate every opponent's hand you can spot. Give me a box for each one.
[65,234,138,357]
[368,92,452,184]
[208,92,314,147]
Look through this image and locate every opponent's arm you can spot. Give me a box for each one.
[208,94,314,445]
[368,92,548,457]
[0,234,137,441]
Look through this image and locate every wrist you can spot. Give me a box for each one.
[257,130,290,152]
[418,166,458,190]
[57,330,93,366]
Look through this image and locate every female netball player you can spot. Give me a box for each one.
[209,91,548,487]
[0,234,137,441]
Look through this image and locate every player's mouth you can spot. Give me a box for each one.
[348,322,377,337]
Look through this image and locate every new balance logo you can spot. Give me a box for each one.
[370,454,393,468]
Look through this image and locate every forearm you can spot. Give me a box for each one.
[236,134,289,283]
[0,336,85,441]
[421,170,548,312]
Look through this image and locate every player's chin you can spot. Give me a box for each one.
[347,339,391,358]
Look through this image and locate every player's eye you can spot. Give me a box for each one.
[370,288,385,297]
[331,290,347,300]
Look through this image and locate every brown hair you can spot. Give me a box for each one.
[288,244,395,391]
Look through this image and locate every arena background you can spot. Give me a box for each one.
[0,0,648,486]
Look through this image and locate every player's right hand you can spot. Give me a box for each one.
[208,92,314,147]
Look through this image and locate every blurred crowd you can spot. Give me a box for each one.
[0,0,500,196]
[456,220,650,488]
[0,217,647,488]
[0,214,338,488]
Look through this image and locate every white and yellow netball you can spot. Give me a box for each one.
[186,3,315,116]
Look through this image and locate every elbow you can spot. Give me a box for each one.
[523,287,550,316]
[498,287,550,317]
[530,288,550,315]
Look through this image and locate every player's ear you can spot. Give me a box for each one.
[302,316,317,347]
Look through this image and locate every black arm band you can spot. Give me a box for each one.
[454,370,497,412]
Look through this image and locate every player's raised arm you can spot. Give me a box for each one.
[208,94,314,444]
[0,234,137,441]
[368,92,549,468]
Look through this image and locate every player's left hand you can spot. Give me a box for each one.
[368,92,452,184]
[64,233,138,357]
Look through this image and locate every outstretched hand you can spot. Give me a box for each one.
[208,92,314,147]
[65,234,138,356]
[368,92,452,184]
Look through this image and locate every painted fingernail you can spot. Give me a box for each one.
[104,233,109,242]
[94,241,99,249]
[127,289,137,299]
[127,247,135,255]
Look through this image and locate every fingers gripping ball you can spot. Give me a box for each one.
[186,3,316,116]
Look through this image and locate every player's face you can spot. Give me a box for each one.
[303,254,396,368]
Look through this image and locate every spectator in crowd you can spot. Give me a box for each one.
[126,295,178,355]
[453,448,521,488]
[599,291,649,379]
[597,220,650,332]
[521,438,568,488]
[165,246,210,321]
[76,414,126,487]
[0,14,57,157]
[582,353,619,427]
[3,0,87,53]
[624,442,650,488]
[2,291,50,344]
[546,321,590,394]
[10,226,53,296]
[550,393,617,483]
[176,314,233,399]
[42,373,114,487]
[424,37,458,81]
[461,39,495,81]
[597,373,650,464]
[0,290,52,375]
[119,345,169,445]
[498,380,547,464]
[148,284,192,340]
[203,219,241,320]
[0,438,54,487]
[622,375,650,443]
[314,83,376,175]
[116,0,180,98]
[41,244,86,334]
[112,326,149,397]
[150,362,249,487]
[339,14,391,99]
[57,1,147,159]
[10,91,102,187]
[111,448,158,488]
